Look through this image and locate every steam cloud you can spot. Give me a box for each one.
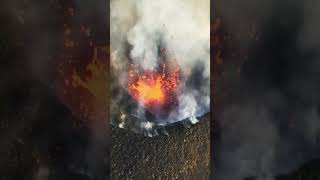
[214,0,320,179]
[111,0,210,125]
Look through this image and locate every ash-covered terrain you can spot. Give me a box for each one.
[111,113,210,180]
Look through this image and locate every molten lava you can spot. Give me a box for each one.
[128,62,180,111]
[130,77,165,104]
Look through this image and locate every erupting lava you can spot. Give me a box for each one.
[128,62,180,111]
[130,76,165,104]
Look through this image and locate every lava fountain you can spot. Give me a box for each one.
[110,0,210,134]
[127,60,180,115]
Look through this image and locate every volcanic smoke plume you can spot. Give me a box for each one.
[110,0,210,132]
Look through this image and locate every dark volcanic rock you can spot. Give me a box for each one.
[111,114,210,180]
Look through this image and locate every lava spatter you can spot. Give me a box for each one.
[127,61,180,113]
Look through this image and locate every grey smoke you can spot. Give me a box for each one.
[214,0,320,179]
[35,165,50,180]
[111,0,210,125]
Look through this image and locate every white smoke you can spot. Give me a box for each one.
[111,0,210,124]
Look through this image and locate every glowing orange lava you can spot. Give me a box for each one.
[128,62,179,108]
[130,77,165,104]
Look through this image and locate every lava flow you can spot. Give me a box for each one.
[128,62,180,113]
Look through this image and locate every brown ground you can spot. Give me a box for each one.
[111,114,210,180]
